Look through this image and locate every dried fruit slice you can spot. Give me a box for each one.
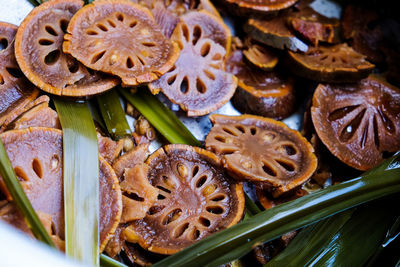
[130,144,244,254]
[205,114,317,197]
[112,143,149,179]
[243,39,278,71]
[0,127,122,252]
[0,22,39,126]
[285,44,375,83]
[245,15,308,52]
[256,186,307,210]
[63,0,179,87]
[311,75,400,171]
[149,11,236,116]
[220,0,298,15]
[15,0,119,97]
[226,49,295,120]
[288,7,341,46]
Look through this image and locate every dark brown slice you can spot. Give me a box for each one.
[256,186,307,210]
[123,241,165,266]
[311,75,400,171]
[226,49,295,120]
[0,128,122,252]
[288,7,341,46]
[285,43,375,83]
[149,11,236,116]
[243,39,278,71]
[129,144,244,254]
[0,22,39,126]
[15,0,119,97]
[245,14,308,52]
[219,0,299,15]
[205,114,317,197]
[63,0,179,87]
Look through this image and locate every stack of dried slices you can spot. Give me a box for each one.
[0,0,399,265]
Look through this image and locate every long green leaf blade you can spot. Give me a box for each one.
[54,99,99,266]
[0,140,55,247]
[97,90,131,140]
[119,88,201,147]
[152,154,400,267]
[100,254,127,267]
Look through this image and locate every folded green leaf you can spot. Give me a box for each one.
[54,99,99,266]
[100,254,127,267]
[0,140,55,247]
[97,89,131,140]
[152,154,400,267]
[119,88,201,147]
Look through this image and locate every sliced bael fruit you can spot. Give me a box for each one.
[219,0,298,16]
[256,186,307,210]
[245,14,308,52]
[149,11,236,116]
[129,144,244,254]
[63,0,179,87]
[226,49,295,120]
[311,75,400,171]
[112,143,149,180]
[288,6,341,46]
[0,128,122,252]
[285,43,375,83]
[123,241,165,266]
[205,114,317,197]
[243,38,278,71]
[15,0,118,97]
[0,22,39,126]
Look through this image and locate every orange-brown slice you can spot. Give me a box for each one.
[0,22,39,126]
[149,11,236,116]
[205,114,317,197]
[311,75,400,171]
[226,49,295,120]
[129,144,244,254]
[220,0,299,15]
[15,0,119,97]
[63,0,179,87]
[285,43,375,82]
[256,186,307,210]
[243,39,278,71]
[0,127,122,252]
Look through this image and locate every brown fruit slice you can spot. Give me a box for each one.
[220,0,298,15]
[311,75,400,171]
[205,114,317,197]
[226,49,295,120]
[63,0,179,87]
[0,127,122,252]
[285,43,375,83]
[149,11,236,116]
[243,38,278,70]
[130,144,244,254]
[15,0,119,97]
[256,186,307,210]
[245,14,308,52]
[0,22,39,126]
[112,143,149,180]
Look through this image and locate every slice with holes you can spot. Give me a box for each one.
[63,0,179,87]
[15,0,119,97]
[0,22,39,126]
[285,43,375,83]
[226,49,295,120]
[242,38,278,71]
[205,114,317,197]
[129,144,244,254]
[149,11,236,116]
[311,75,400,170]
[219,0,298,16]
[0,127,122,252]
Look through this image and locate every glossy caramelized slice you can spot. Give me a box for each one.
[14,0,118,97]
[0,22,39,125]
[226,49,295,120]
[131,144,244,254]
[221,0,298,14]
[311,76,400,171]
[256,186,307,210]
[205,115,317,197]
[63,0,179,87]
[242,39,278,71]
[0,128,122,252]
[285,43,375,83]
[149,11,236,116]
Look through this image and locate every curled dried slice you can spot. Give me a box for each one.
[130,144,244,254]
[63,0,179,87]
[219,0,298,15]
[245,15,308,52]
[285,44,375,83]
[15,0,118,97]
[0,22,39,126]
[311,75,400,171]
[226,49,295,120]
[205,114,317,197]
[112,143,149,180]
[149,12,236,116]
[98,134,124,165]
[243,39,278,71]
[256,186,307,210]
[0,128,122,252]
